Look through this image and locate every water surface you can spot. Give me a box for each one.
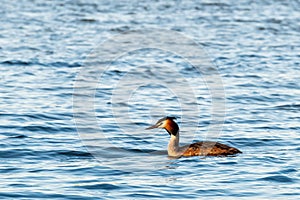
[0,0,299,199]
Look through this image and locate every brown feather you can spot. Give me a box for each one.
[164,119,179,136]
[182,141,242,157]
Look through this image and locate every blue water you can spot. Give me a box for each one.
[1,0,300,199]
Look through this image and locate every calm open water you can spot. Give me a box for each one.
[1,0,300,199]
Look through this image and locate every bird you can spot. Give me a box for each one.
[146,116,242,157]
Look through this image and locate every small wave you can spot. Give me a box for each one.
[11,134,28,139]
[75,183,121,190]
[259,175,294,183]
[24,113,64,121]
[0,149,92,159]
[1,131,29,139]
[21,125,74,133]
[0,167,20,173]
[199,2,229,7]
[48,61,81,68]
[273,104,300,111]
[2,60,32,66]
[79,18,97,23]
[0,149,35,158]
[279,168,297,174]
[232,138,284,147]
[0,191,84,199]
[1,60,81,68]
[1,112,66,121]
[56,150,93,158]
[110,26,130,32]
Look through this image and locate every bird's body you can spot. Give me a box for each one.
[146,116,242,157]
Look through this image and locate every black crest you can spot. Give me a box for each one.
[156,116,176,124]
[166,116,176,120]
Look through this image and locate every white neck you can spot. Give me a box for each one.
[168,132,185,157]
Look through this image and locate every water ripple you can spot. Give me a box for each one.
[0,0,299,199]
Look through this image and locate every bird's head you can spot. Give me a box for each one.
[146,116,179,136]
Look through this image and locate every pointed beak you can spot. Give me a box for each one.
[145,124,158,130]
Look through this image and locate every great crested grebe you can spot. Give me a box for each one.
[146,116,242,157]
